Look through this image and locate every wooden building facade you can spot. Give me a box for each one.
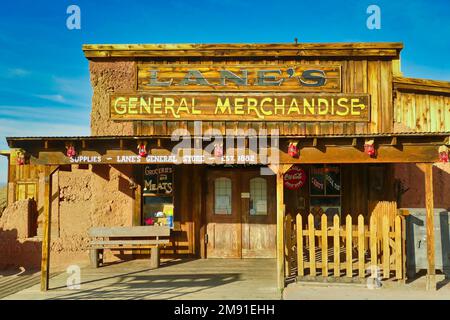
[2,43,450,291]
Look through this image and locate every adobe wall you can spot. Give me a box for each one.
[393,163,450,210]
[0,165,135,271]
[89,60,136,136]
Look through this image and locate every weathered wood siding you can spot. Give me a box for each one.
[90,57,395,136]
[134,59,393,135]
[394,91,450,132]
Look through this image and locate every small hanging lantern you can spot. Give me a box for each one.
[16,149,25,166]
[65,143,76,159]
[137,141,147,157]
[439,145,449,163]
[364,139,376,157]
[288,141,299,158]
[214,143,223,158]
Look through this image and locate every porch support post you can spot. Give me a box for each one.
[40,165,58,292]
[275,164,291,293]
[418,163,436,290]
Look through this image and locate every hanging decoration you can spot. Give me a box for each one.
[16,149,26,166]
[283,165,307,190]
[288,141,299,158]
[65,143,76,159]
[214,143,224,158]
[137,141,148,157]
[439,145,449,163]
[364,139,376,157]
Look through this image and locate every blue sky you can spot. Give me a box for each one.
[0,0,449,184]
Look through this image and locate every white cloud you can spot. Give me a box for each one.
[35,94,67,103]
[7,68,30,77]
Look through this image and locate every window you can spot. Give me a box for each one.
[16,182,37,201]
[214,177,232,215]
[142,165,174,228]
[309,165,341,221]
[250,177,267,215]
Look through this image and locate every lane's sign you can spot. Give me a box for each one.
[110,93,370,122]
[137,64,341,92]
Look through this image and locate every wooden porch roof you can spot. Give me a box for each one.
[5,132,450,165]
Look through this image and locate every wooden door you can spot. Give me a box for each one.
[241,170,276,258]
[206,170,241,258]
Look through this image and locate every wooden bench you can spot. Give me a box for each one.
[88,226,170,269]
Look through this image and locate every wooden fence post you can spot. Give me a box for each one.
[395,216,402,280]
[285,214,292,277]
[369,215,377,276]
[321,214,328,277]
[276,168,285,291]
[296,214,304,277]
[40,165,58,292]
[358,215,365,278]
[308,214,316,277]
[333,215,340,277]
[382,215,390,279]
[346,215,352,277]
[423,163,436,290]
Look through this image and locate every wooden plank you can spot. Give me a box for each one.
[89,226,171,237]
[382,215,390,279]
[40,166,58,291]
[370,215,377,273]
[346,215,352,277]
[367,61,379,133]
[150,247,160,269]
[423,163,436,290]
[321,214,328,277]
[110,92,370,122]
[358,215,365,278]
[395,216,402,280]
[284,214,293,277]
[137,63,341,92]
[380,61,393,132]
[308,214,316,277]
[19,135,450,166]
[90,240,169,246]
[296,214,304,277]
[333,214,340,277]
[276,168,285,291]
[393,76,450,94]
[83,43,403,58]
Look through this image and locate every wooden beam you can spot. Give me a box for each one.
[40,165,58,292]
[312,138,318,147]
[276,164,290,293]
[422,163,436,290]
[393,76,450,95]
[391,137,398,146]
[82,42,403,59]
[276,168,284,293]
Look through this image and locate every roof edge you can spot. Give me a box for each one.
[82,42,403,59]
[394,76,450,95]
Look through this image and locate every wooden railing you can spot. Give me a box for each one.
[284,213,406,282]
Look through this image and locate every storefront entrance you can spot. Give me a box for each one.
[205,167,276,258]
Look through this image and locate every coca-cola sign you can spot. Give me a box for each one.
[284,165,307,190]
